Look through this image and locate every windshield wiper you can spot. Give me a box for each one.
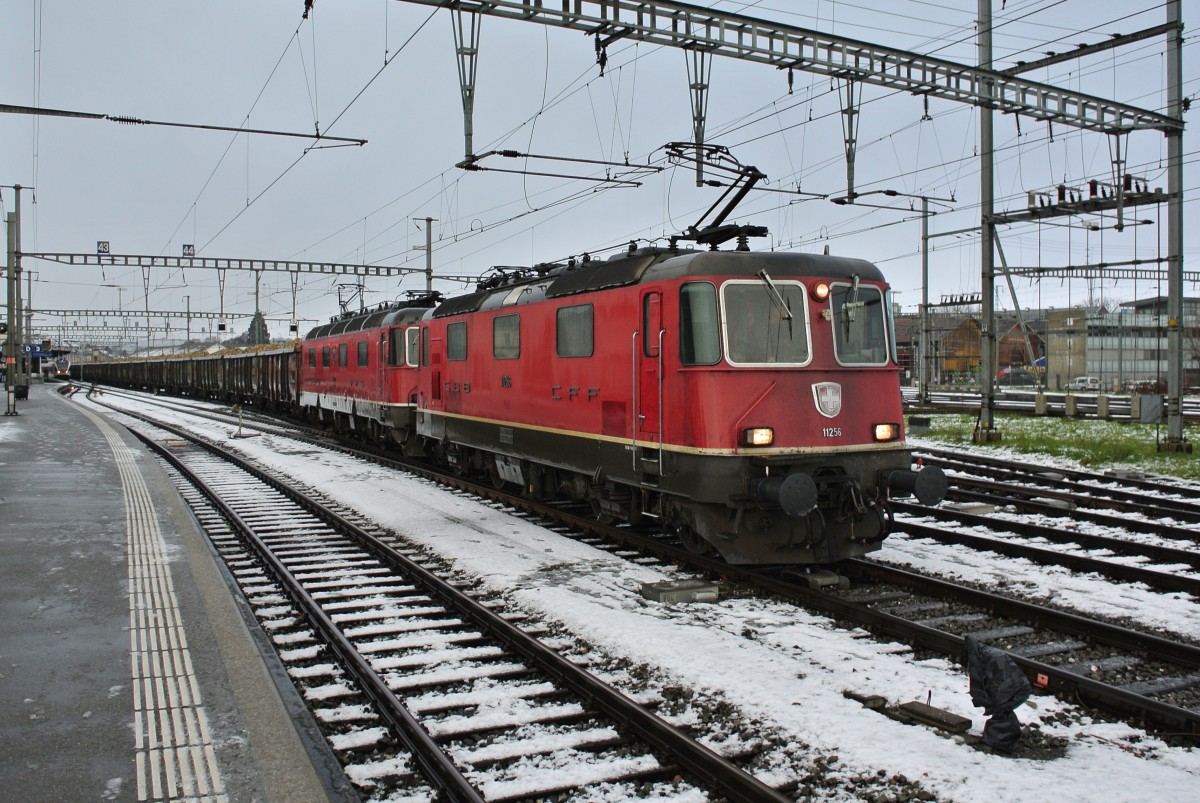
[756,270,793,320]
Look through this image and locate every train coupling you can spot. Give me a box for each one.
[882,465,948,505]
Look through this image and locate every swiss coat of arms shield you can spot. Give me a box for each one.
[812,382,842,418]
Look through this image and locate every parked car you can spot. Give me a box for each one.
[1067,376,1101,391]
[997,368,1038,386]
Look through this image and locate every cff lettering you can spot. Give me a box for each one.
[551,386,601,400]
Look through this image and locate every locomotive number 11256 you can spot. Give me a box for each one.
[821,427,843,438]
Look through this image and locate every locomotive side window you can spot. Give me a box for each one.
[338,343,348,367]
[721,281,811,366]
[680,282,720,366]
[447,322,468,361]
[405,327,420,367]
[556,304,593,357]
[357,340,369,367]
[830,283,888,365]
[493,314,520,359]
[322,345,330,367]
[308,348,316,368]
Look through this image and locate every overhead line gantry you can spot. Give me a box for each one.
[25,253,416,276]
[399,0,1187,450]
[400,0,1180,161]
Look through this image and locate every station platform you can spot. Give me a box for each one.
[0,383,349,802]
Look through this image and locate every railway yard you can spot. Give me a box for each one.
[2,3,1195,801]
[2,380,1192,802]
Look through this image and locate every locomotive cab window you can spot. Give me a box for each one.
[830,281,889,366]
[447,321,468,361]
[308,348,316,368]
[680,282,720,366]
[493,314,520,360]
[357,340,369,367]
[556,304,593,357]
[321,345,330,368]
[338,343,348,367]
[721,279,811,366]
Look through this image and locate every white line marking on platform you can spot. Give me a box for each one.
[81,408,229,802]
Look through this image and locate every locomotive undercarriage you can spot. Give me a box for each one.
[415,414,942,565]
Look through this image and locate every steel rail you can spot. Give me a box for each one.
[894,499,1200,571]
[406,469,1200,736]
[944,475,1200,530]
[891,509,1200,597]
[916,446,1200,518]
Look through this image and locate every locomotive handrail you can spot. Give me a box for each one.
[630,331,639,470]
[656,327,665,460]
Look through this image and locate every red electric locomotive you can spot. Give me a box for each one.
[410,245,945,564]
[300,293,440,445]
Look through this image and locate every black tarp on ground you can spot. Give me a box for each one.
[966,635,1033,752]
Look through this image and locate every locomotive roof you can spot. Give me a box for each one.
[305,248,887,335]
[645,249,885,283]
[434,252,662,317]
[433,248,885,317]
[304,293,440,339]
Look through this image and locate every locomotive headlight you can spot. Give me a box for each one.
[811,282,830,302]
[742,427,775,447]
[873,422,901,442]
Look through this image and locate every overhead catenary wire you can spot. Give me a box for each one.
[195,8,439,254]
[64,1,1185,322]
[328,2,1185,273]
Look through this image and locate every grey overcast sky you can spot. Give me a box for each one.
[2,1,1196,343]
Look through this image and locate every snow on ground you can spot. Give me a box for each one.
[84,393,1200,802]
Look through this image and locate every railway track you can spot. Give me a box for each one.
[889,502,1200,599]
[893,446,1200,598]
[915,446,1200,526]
[100,403,790,801]
[81,387,1200,742]
[827,561,1200,736]
[902,389,1200,420]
